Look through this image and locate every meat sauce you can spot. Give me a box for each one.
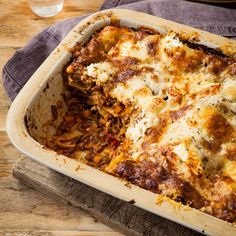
[45,25,236,223]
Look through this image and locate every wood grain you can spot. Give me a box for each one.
[0,231,122,236]
[0,177,113,232]
[12,157,201,236]
[0,131,21,177]
[0,132,115,234]
[0,0,104,48]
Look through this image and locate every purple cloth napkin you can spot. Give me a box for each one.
[2,0,236,100]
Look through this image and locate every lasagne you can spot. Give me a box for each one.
[46,25,236,222]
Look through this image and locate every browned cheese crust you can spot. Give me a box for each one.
[45,25,236,222]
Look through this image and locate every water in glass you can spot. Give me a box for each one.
[29,0,64,17]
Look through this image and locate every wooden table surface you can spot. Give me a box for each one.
[0,1,122,235]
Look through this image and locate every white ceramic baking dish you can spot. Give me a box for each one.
[6,9,236,236]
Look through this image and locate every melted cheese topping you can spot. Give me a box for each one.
[85,28,235,166]
[58,26,236,222]
[86,61,115,85]
[173,143,189,162]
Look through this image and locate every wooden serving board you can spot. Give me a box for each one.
[12,157,202,236]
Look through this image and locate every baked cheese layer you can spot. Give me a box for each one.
[47,26,236,222]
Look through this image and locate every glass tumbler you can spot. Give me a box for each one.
[28,0,64,17]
